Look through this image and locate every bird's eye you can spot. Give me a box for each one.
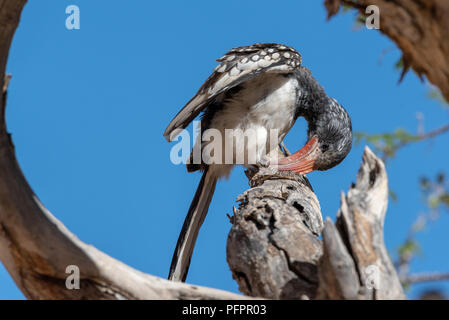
[321,144,329,152]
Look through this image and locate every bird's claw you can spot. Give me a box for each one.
[257,156,270,168]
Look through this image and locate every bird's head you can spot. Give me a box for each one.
[277,98,352,174]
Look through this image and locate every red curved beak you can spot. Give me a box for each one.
[276,136,320,175]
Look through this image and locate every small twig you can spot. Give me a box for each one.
[402,272,449,284]
[415,123,449,141]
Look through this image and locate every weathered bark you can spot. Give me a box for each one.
[227,148,405,299]
[325,0,449,102]
[0,0,249,300]
[317,147,405,299]
[227,169,323,299]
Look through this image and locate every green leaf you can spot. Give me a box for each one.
[395,57,404,71]
[398,240,420,257]
[427,87,449,106]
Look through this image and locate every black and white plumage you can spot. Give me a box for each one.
[164,43,352,282]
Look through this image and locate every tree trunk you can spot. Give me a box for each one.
[325,0,449,102]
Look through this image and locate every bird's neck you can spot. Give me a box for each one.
[294,67,333,136]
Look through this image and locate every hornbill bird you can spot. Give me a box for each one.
[164,43,352,282]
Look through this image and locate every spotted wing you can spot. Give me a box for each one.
[163,43,302,141]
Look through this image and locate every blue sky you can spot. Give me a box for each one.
[1,0,448,299]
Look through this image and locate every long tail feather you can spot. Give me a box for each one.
[168,168,217,282]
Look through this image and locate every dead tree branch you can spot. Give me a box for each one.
[325,0,449,103]
[1,0,406,300]
[392,122,449,159]
[228,148,405,299]
[0,0,250,300]
[227,169,323,299]
[318,147,405,299]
